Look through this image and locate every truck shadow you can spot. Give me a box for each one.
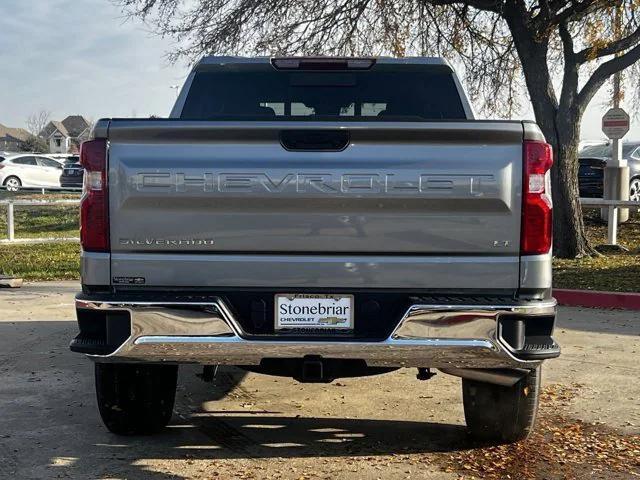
[54,412,467,479]
[0,319,467,480]
[173,366,468,459]
[185,414,468,459]
[48,368,467,479]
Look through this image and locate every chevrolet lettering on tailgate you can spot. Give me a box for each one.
[134,171,498,197]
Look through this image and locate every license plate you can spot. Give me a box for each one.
[275,294,354,331]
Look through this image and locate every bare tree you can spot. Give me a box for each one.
[25,109,51,137]
[84,117,96,137]
[116,0,640,258]
[24,110,52,153]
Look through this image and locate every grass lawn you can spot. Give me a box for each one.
[0,242,80,281]
[554,209,640,292]
[0,202,638,292]
[0,204,79,240]
[0,196,81,280]
[554,255,640,292]
[0,191,80,240]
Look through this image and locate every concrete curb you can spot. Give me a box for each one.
[554,289,640,311]
[0,276,23,288]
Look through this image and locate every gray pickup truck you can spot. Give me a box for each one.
[71,56,559,443]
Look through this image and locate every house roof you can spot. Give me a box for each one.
[40,116,90,138]
[0,123,30,141]
[41,120,67,138]
[61,115,90,137]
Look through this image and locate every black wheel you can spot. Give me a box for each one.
[463,367,541,444]
[95,363,178,435]
[3,176,21,192]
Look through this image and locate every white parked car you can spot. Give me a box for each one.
[0,154,64,191]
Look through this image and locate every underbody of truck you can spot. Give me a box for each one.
[71,56,559,443]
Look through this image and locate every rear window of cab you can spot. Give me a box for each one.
[181,64,467,122]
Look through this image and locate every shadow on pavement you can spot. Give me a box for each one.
[187,414,467,458]
[0,320,468,479]
[176,366,468,458]
[38,415,466,479]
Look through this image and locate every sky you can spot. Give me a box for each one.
[0,0,638,141]
[0,0,187,125]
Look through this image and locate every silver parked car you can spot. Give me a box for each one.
[0,154,64,191]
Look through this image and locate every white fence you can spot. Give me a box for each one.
[579,198,640,245]
[0,195,638,245]
[1,198,80,244]
[0,185,82,194]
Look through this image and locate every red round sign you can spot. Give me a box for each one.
[602,108,630,140]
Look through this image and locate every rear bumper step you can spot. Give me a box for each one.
[71,295,558,368]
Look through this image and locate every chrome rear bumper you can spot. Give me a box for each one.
[74,297,557,369]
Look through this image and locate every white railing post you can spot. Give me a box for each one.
[7,202,14,242]
[581,197,638,247]
[607,205,618,245]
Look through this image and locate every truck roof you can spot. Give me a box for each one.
[195,55,453,69]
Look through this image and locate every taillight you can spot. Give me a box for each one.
[80,139,109,252]
[521,140,553,255]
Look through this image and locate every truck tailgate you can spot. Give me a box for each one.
[106,120,524,289]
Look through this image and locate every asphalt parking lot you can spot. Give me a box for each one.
[1,282,639,479]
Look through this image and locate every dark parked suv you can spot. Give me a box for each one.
[579,142,640,200]
[59,155,83,188]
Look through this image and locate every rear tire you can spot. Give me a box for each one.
[463,366,541,444]
[95,363,178,435]
[3,176,21,192]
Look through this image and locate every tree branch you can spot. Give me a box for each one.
[422,0,500,13]
[551,0,600,25]
[578,41,640,109]
[539,0,552,19]
[557,19,574,58]
[575,26,640,63]
[558,20,579,112]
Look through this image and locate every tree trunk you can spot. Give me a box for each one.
[548,109,592,258]
[529,105,592,258]
[504,4,592,258]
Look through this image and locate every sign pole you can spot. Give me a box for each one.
[607,203,617,245]
[601,107,630,247]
